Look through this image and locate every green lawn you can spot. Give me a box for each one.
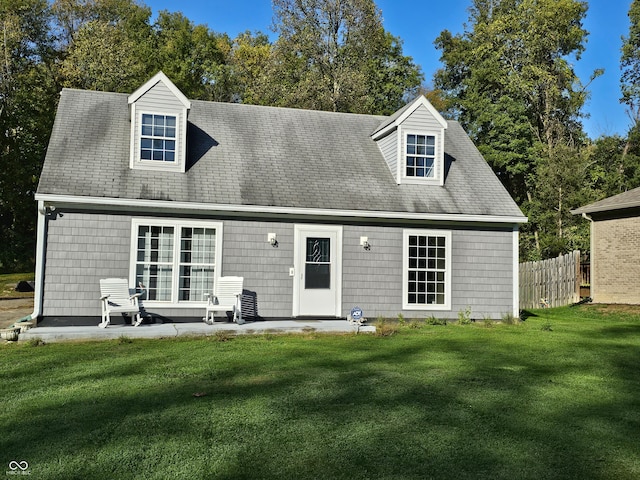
[2,305,639,479]
[0,272,35,299]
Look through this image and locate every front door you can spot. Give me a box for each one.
[293,225,342,317]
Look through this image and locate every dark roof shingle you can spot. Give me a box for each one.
[38,89,525,220]
[572,186,640,215]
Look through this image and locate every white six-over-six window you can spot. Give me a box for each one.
[130,219,223,305]
[405,133,436,178]
[140,113,177,162]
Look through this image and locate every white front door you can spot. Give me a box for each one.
[293,225,342,317]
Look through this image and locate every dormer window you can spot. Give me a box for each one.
[406,134,436,178]
[140,114,177,162]
[371,96,447,186]
[128,72,191,173]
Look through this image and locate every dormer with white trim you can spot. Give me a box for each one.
[372,96,448,186]
[128,71,191,173]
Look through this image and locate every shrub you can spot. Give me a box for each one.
[457,306,472,325]
[374,318,398,337]
[482,316,494,328]
[397,313,406,326]
[28,337,45,347]
[425,315,447,326]
[501,312,520,325]
[213,330,233,342]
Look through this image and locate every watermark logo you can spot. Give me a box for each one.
[6,461,30,476]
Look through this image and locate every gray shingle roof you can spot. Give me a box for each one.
[38,88,525,220]
[572,186,640,215]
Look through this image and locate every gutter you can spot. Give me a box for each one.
[29,200,47,322]
[34,193,528,225]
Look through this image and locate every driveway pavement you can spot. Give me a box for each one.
[0,298,33,329]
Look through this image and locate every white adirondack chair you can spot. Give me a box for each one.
[99,278,144,328]
[204,276,244,324]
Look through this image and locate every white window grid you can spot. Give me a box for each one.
[178,227,216,301]
[140,113,177,162]
[403,230,451,310]
[406,133,436,178]
[132,220,222,305]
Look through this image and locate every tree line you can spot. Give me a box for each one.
[1,0,640,271]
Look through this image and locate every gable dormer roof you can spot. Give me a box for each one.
[127,71,190,173]
[128,71,191,110]
[371,96,447,140]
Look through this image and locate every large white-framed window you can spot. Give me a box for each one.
[401,130,442,185]
[402,229,452,310]
[130,219,223,306]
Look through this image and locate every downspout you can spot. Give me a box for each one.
[513,225,520,318]
[29,200,47,322]
[581,212,594,302]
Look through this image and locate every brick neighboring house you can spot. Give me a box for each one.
[573,187,640,304]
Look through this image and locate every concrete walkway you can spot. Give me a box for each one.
[18,320,376,343]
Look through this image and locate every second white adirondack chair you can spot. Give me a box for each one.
[99,278,144,328]
[204,276,244,324]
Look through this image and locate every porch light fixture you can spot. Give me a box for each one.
[39,204,56,215]
[268,233,278,247]
[360,236,370,250]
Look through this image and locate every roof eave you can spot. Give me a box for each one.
[572,201,640,215]
[35,193,528,225]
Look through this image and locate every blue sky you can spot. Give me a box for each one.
[145,0,633,139]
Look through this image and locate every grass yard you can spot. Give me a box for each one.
[1,305,639,479]
[0,272,34,299]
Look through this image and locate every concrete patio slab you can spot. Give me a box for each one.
[17,320,376,343]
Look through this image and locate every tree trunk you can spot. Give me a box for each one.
[527,190,541,255]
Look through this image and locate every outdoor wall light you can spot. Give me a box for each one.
[39,204,56,215]
[360,236,370,250]
[268,233,278,247]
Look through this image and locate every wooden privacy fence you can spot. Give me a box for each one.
[519,250,581,309]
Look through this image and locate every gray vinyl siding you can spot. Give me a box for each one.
[342,226,403,317]
[450,229,514,318]
[399,104,446,183]
[42,210,515,320]
[136,82,183,109]
[221,220,295,318]
[42,212,298,319]
[376,132,399,182]
[341,226,514,320]
[43,212,132,317]
[401,104,445,131]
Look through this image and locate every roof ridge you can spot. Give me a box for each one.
[190,98,388,119]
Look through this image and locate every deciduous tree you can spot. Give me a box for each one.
[621,0,640,126]
[0,0,57,271]
[267,0,422,114]
[434,0,599,259]
[151,11,232,101]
